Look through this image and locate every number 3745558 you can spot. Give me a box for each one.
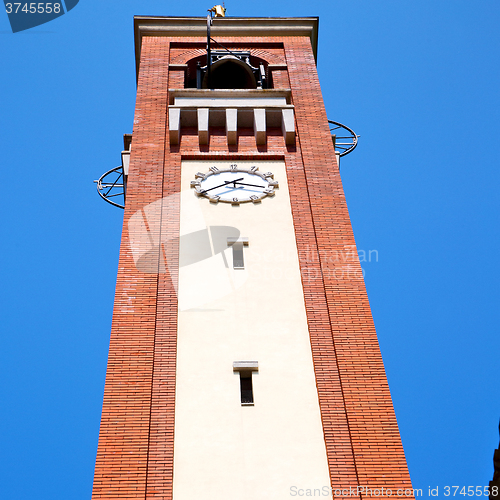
[443,486,498,497]
[5,3,62,14]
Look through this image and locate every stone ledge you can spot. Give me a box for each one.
[168,88,292,105]
[168,89,295,146]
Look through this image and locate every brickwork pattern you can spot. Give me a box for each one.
[283,36,413,496]
[92,36,174,499]
[169,45,286,66]
[92,32,412,500]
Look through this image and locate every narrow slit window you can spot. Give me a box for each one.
[233,361,258,406]
[232,242,244,269]
[239,373,254,405]
[227,237,249,270]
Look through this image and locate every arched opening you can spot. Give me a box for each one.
[183,52,271,89]
[203,56,257,89]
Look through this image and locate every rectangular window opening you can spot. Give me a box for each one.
[232,243,244,269]
[239,372,254,406]
[227,237,249,270]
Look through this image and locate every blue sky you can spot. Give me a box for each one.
[1,1,499,498]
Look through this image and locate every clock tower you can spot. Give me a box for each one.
[92,14,413,500]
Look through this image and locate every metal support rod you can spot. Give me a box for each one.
[196,61,201,89]
[209,37,241,60]
[207,14,212,89]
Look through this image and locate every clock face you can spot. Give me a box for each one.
[190,164,278,204]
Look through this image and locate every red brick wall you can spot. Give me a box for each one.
[92,36,174,499]
[283,36,413,496]
[92,33,412,500]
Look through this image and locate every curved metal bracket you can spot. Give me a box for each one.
[328,120,359,157]
[94,166,126,209]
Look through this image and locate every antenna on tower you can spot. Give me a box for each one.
[206,5,226,89]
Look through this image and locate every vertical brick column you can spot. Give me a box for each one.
[283,36,413,496]
[92,36,172,499]
[143,40,184,500]
[285,151,359,491]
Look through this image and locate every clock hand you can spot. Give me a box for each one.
[201,178,244,194]
[232,181,267,189]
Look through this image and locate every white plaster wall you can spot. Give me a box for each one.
[173,160,330,500]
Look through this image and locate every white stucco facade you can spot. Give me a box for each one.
[172,160,330,500]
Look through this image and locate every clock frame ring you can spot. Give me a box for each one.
[190,163,279,205]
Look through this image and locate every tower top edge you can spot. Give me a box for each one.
[133,16,319,78]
